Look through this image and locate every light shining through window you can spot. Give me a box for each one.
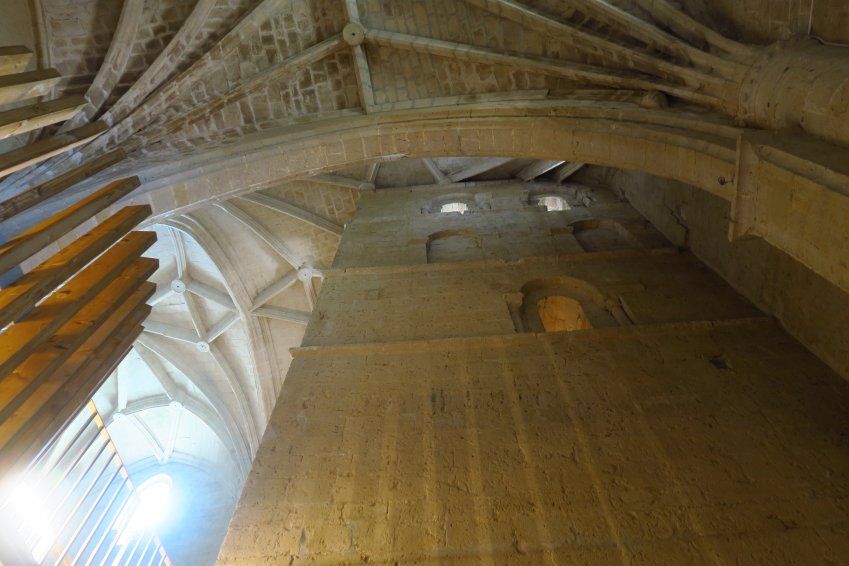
[3,482,55,562]
[117,474,173,544]
[440,202,469,214]
[539,196,570,211]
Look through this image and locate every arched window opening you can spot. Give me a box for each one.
[440,202,469,214]
[116,474,173,544]
[537,296,591,332]
[426,229,483,263]
[425,192,489,215]
[509,276,632,333]
[570,219,642,252]
[539,195,570,212]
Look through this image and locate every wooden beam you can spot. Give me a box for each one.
[555,162,586,183]
[0,262,155,429]
[0,148,126,221]
[0,95,86,140]
[423,158,450,184]
[448,157,513,182]
[0,120,107,178]
[0,231,156,378]
[517,160,566,181]
[0,69,60,105]
[0,46,33,76]
[0,206,150,329]
[0,297,150,474]
[0,175,140,274]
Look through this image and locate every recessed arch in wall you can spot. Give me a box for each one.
[426,229,484,264]
[509,276,633,333]
[569,218,644,252]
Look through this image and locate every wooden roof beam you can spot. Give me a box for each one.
[0,205,150,329]
[449,157,513,183]
[0,120,107,178]
[0,69,60,105]
[0,148,126,221]
[555,162,586,183]
[0,95,86,140]
[0,46,33,76]
[0,231,157,378]
[0,263,155,427]
[517,160,566,181]
[0,295,150,474]
[0,175,140,275]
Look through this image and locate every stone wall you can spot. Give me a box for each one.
[333,181,669,268]
[218,181,849,563]
[690,0,849,45]
[579,166,849,381]
[0,0,36,62]
[40,0,122,94]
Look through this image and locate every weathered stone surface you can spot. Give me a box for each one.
[219,181,849,564]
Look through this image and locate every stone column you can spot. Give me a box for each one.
[738,38,849,148]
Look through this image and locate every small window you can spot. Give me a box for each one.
[539,196,570,212]
[440,202,469,214]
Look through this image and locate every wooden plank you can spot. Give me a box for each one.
[0,148,126,221]
[0,231,156,378]
[0,46,33,75]
[0,68,60,105]
[0,261,155,424]
[517,160,565,181]
[0,120,107,177]
[5,317,144,475]
[0,297,150,474]
[0,175,140,274]
[0,205,151,329]
[448,157,513,182]
[0,95,86,140]
[555,162,586,183]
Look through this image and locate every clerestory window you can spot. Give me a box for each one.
[538,195,570,211]
[440,202,469,214]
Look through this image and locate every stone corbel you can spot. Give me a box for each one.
[729,130,849,293]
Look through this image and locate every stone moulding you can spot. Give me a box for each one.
[289,316,776,357]
[43,100,849,299]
